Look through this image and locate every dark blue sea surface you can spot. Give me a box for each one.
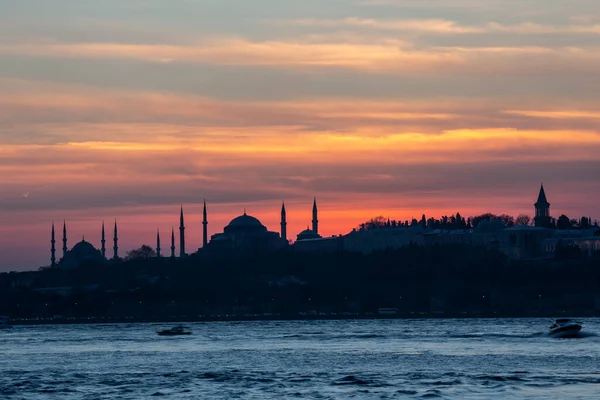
[1,318,599,399]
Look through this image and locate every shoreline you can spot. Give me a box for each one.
[8,311,600,326]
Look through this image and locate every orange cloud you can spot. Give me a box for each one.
[3,37,599,75]
[504,110,600,119]
[282,18,600,35]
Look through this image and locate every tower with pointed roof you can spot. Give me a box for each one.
[179,206,186,257]
[156,230,161,258]
[62,220,68,260]
[171,227,176,258]
[281,201,287,242]
[203,200,208,247]
[534,184,551,228]
[113,220,119,259]
[312,197,319,235]
[51,222,56,267]
[101,222,106,259]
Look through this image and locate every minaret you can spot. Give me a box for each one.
[156,230,161,258]
[202,199,208,247]
[312,197,319,235]
[101,221,106,259]
[62,220,68,259]
[51,222,56,267]
[113,220,119,260]
[171,227,176,258]
[179,206,186,257]
[281,201,287,242]
[534,184,551,228]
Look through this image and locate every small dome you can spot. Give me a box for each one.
[297,229,321,241]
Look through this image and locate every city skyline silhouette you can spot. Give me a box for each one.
[1,0,599,270]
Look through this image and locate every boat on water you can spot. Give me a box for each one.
[549,318,582,338]
[157,326,192,336]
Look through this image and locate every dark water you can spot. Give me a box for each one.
[1,318,599,399]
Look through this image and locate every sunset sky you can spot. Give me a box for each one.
[1,0,600,271]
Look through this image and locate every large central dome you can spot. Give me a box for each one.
[71,240,98,254]
[225,212,267,232]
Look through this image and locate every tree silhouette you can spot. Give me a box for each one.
[556,215,572,230]
[126,245,156,260]
[580,217,591,230]
[516,215,531,226]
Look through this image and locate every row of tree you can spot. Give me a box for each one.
[359,213,599,231]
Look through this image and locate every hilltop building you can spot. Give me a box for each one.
[341,184,599,260]
[534,184,552,228]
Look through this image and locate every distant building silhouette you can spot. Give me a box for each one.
[297,198,322,242]
[156,230,161,258]
[54,222,111,269]
[113,220,119,260]
[281,202,287,242]
[62,220,68,259]
[312,197,319,235]
[204,210,285,257]
[534,184,552,228]
[48,185,600,268]
[101,221,106,259]
[202,200,208,247]
[179,206,186,257]
[50,222,56,267]
[170,227,176,258]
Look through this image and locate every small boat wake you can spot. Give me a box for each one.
[549,330,596,339]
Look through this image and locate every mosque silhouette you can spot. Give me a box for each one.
[51,198,323,269]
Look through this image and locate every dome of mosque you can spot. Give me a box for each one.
[225,212,267,231]
[71,240,98,254]
[297,228,321,241]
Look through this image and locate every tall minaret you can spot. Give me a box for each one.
[101,221,106,259]
[312,197,319,235]
[281,201,287,242]
[170,227,176,258]
[534,184,551,228]
[179,206,186,257]
[202,199,208,247]
[113,220,119,260]
[62,220,68,259]
[156,230,161,258]
[51,222,56,267]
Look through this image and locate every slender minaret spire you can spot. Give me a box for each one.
[113,220,119,260]
[312,197,319,235]
[202,199,208,247]
[156,230,161,258]
[281,201,287,242]
[179,206,186,257]
[51,222,56,267]
[171,227,176,258]
[62,220,68,259]
[101,221,106,259]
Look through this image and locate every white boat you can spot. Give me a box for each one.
[549,318,582,338]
